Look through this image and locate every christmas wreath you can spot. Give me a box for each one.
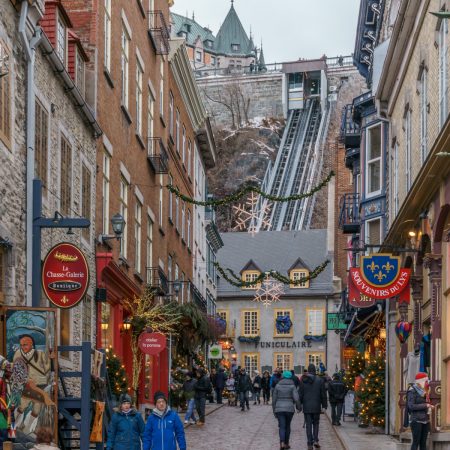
[276,315,292,333]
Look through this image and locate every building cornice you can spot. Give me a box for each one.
[376,0,429,115]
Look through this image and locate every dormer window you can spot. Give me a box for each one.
[242,270,261,289]
[231,43,240,52]
[75,49,85,96]
[205,40,213,48]
[57,15,67,65]
[195,50,202,62]
[185,24,192,33]
[178,31,187,38]
[290,270,309,288]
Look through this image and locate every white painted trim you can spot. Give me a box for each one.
[102,133,113,156]
[121,9,132,39]
[136,47,145,72]
[158,258,165,270]
[79,154,95,249]
[135,185,144,204]
[148,79,156,100]
[147,206,156,223]
[120,161,131,183]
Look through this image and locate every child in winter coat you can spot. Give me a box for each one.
[107,394,145,450]
[143,391,186,450]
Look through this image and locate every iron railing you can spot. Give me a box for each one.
[191,283,207,312]
[340,104,360,146]
[147,137,169,173]
[148,10,170,55]
[146,267,169,296]
[339,193,361,234]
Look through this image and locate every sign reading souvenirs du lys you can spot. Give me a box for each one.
[42,242,90,308]
[348,254,411,307]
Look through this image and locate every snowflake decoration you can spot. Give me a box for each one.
[253,274,285,307]
[232,192,272,236]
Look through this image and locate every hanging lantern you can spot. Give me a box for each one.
[395,320,412,344]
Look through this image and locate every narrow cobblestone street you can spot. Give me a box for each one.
[185,403,344,450]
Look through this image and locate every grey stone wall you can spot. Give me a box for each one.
[197,73,284,128]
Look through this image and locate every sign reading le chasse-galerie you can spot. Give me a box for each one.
[42,243,90,309]
[349,254,411,305]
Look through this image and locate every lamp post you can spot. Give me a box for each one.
[98,213,125,244]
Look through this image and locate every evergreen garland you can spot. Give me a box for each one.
[106,349,129,397]
[167,171,335,207]
[213,259,330,288]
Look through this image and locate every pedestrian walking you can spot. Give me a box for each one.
[291,370,300,388]
[406,372,433,450]
[237,367,252,411]
[252,370,262,405]
[106,393,145,450]
[182,371,197,424]
[299,364,328,450]
[31,427,60,450]
[194,368,212,426]
[226,373,237,406]
[261,370,271,404]
[209,368,216,403]
[270,368,282,394]
[143,391,186,450]
[215,367,227,404]
[328,373,346,426]
[272,370,301,450]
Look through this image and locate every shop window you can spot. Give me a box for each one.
[144,354,154,400]
[290,270,309,288]
[306,308,324,336]
[241,270,261,290]
[366,125,382,196]
[306,352,325,371]
[242,310,259,336]
[242,353,259,375]
[274,309,293,337]
[274,353,293,371]
[101,302,113,348]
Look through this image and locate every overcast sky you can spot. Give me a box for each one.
[172,0,361,63]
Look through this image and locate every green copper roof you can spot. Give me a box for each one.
[213,4,255,57]
[171,13,216,49]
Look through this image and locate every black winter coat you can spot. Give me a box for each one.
[237,374,252,393]
[299,374,327,413]
[253,375,262,392]
[215,369,227,390]
[194,375,212,399]
[261,376,271,391]
[328,380,346,404]
[406,386,429,424]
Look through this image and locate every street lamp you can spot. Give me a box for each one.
[98,213,125,244]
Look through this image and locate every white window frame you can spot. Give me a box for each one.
[187,209,191,248]
[187,139,192,176]
[159,173,163,226]
[169,91,174,137]
[147,89,154,150]
[439,18,448,129]
[181,202,186,240]
[168,174,173,221]
[365,124,382,197]
[135,198,142,273]
[136,60,143,136]
[242,354,259,376]
[307,309,324,336]
[176,108,180,152]
[195,50,202,62]
[75,49,85,96]
[242,310,259,336]
[405,108,412,191]
[57,14,67,65]
[182,125,186,164]
[159,58,164,118]
[392,142,399,217]
[121,25,130,108]
[120,177,129,258]
[420,69,428,163]
[104,0,112,71]
[146,215,153,275]
[175,191,180,230]
[365,216,382,248]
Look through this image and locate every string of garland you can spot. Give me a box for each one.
[213,259,330,288]
[167,171,335,207]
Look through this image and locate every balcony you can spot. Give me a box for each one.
[339,193,361,234]
[146,267,169,296]
[341,104,360,148]
[148,11,170,55]
[147,137,169,173]
[190,283,207,312]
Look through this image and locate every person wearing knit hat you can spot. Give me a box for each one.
[106,393,145,450]
[406,372,433,450]
[252,370,262,405]
[143,390,186,450]
[272,368,301,449]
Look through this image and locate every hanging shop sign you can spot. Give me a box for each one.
[208,345,223,359]
[350,254,411,303]
[138,332,167,355]
[42,242,90,308]
[327,313,347,330]
[343,347,358,359]
[348,274,377,308]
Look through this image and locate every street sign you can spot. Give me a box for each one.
[208,345,223,359]
[327,313,347,330]
[42,242,89,308]
[138,332,166,355]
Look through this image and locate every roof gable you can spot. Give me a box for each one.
[171,13,215,49]
[240,259,262,274]
[214,4,253,56]
[288,258,310,272]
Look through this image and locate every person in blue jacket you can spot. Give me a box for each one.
[143,391,186,450]
[106,393,145,450]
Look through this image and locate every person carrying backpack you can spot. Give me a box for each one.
[328,373,346,426]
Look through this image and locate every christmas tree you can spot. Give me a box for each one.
[357,357,385,427]
[343,352,365,391]
[106,348,129,398]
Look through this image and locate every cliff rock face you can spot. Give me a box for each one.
[207,117,285,231]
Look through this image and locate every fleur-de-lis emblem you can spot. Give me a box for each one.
[366,261,379,273]
[382,262,394,273]
[374,271,387,282]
